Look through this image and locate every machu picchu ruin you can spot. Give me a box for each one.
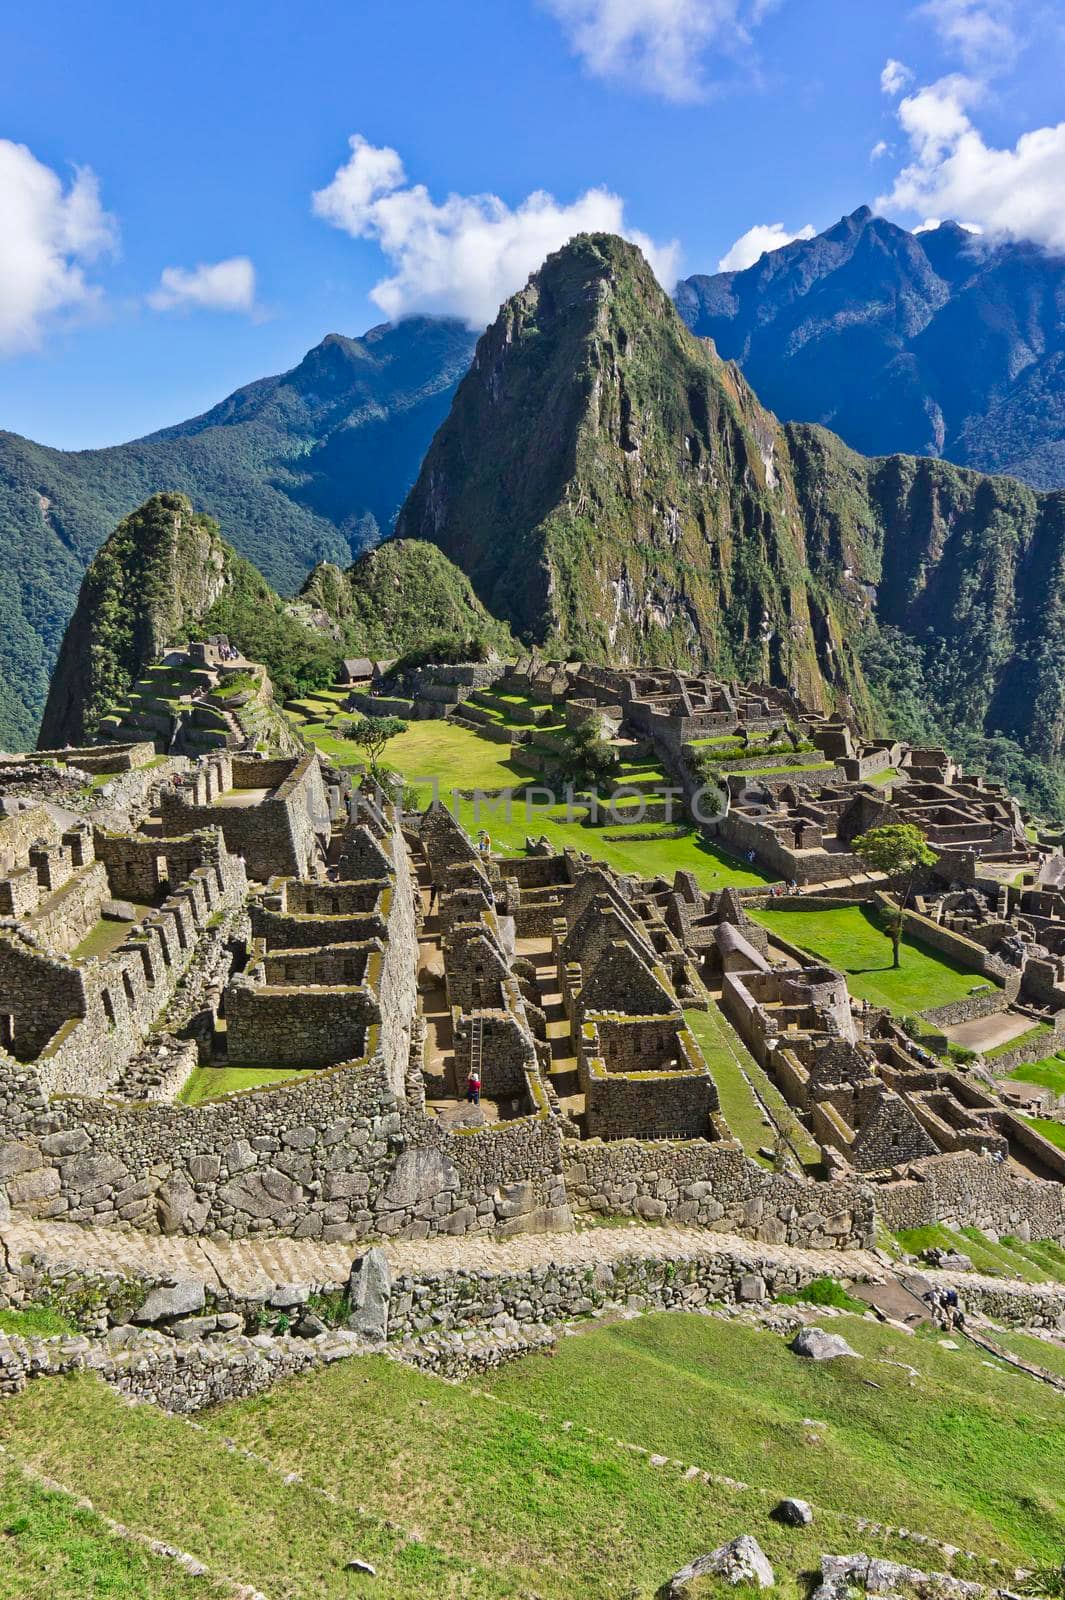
[4,72,1065,1585]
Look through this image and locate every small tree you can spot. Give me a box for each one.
[853,822,936,969]
[551,717,620,791]
[343,714,408,781]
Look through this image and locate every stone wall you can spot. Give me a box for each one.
[225,982,375,1068]
[877,1150,1065,1241]
[160,752,329,882]
[0,837,246,1102]
[565,1139,875,1249]
[384,1239,875,1339]
[27,860,109,954]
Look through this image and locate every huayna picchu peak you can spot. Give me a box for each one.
[396,232,867,717]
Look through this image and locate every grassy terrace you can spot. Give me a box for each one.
[684,1005,820,1169]
[178,1065,311,1104]
[752,904,988,1015]
[292,692,770,891]
[3,1309,1063,1596]
[1009,1052,1065,1096]
[0,1458,225,1600]
[895,1223,1065,1284]
[1028,1116,1065,1152]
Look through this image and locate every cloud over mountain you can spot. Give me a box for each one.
[312,134,679,328]
[718,220,815,270]
[879,75,1065,254]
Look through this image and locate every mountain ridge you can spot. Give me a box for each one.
[0,317,478,747]
[676,206,1065,488]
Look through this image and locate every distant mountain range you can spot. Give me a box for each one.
[675,206,1065,488]
[5,203,1065,759]
[0,317,476,745]
[41,232,1065,817]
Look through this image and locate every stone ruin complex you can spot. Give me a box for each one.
[1,651,1065,1260]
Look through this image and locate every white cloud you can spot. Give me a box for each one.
[913,215,984,233]
[717,221,815,272]
[919,0,1018,71]
[312,134,680,327]
[881,58,913,96]
[0,140,116,354]
[541,0,772,102]
[147,257,257,315]
[870,139,890,160]
[878,76,1065,253]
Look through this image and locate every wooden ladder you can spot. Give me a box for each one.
[470,1011,484,1085]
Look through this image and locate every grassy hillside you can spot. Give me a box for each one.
[1,1310,1061,1597]
[300,539,515,658]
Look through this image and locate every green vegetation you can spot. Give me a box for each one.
[0,1457,225,1599]
[341,713,409,781]
[544,716,622,788]
[178,1065,313,1105]
[0,317,477,749]
[752,903,987,1014]
[3,1308,1065,1596]
[480,1312,1065,1565]
[302,542,513,662]
[859,624,1065,822]
[1009,1053,1065,1096]
[0,1303,78,1337]
[0,1374,503,1600]
[396,232,870,716]
[894,1224,1065,1285]
[684,1005,819,1168]
[291,695,769,890]
[70,912,149,962]
[775,1276,866,1312]
[852,823,936,968]
[1027,1116,1065,1152]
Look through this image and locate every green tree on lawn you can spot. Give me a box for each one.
[550,717,621,791]
[342,714,408,782]
[852,822,936,969]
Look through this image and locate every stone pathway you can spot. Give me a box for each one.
[2,1216,886,1295]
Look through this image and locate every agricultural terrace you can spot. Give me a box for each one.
[2,1308,1062,1600]
[287,685,770,892]
[751,903,990,1015]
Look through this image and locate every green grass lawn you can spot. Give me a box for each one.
[4,1307,1064,1599]
[483,1312,1065,1565]
[0,1458,226,1600]
[0,1304,78,1337]
[751,904,987,1014]
[1026,1115,1065,1152]
[294,701,768,890]
[178,1065,313,1105]
[1010,1053,1065,1096]
[70,908,152,961]
[684,1005,819,1167]
[894,1223,1065,1285]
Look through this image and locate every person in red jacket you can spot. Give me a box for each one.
[466,1069,481,1105]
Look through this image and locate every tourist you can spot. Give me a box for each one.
[466,1068,482,1106]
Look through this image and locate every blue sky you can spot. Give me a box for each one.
[1,0,1062,448]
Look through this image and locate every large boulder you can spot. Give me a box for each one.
[134,1278,206,1325]
[669,1535,775,1597]
[347,1247,392,1342]
[789,1326,858,1362]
